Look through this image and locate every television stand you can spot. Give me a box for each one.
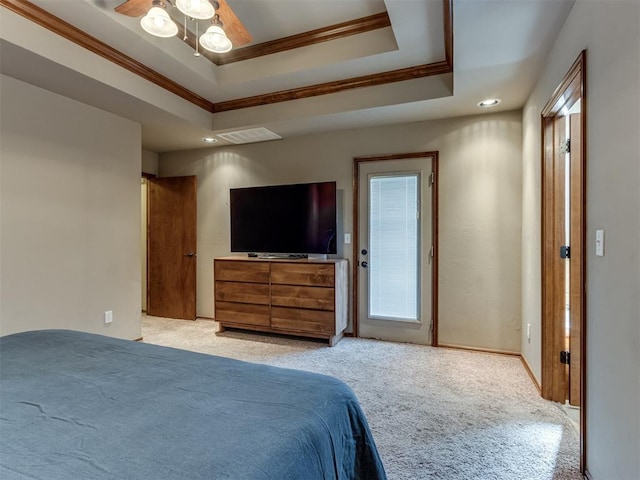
[214,256,348,346]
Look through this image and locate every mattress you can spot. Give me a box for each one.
[0,330,387,480]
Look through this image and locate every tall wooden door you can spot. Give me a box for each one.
[147,176,197,320]
[541,50,586,473]
[541,54,585,408]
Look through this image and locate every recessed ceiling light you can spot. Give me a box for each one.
[478,98,501,108]
[202,137,218,144]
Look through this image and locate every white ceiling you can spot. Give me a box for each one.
[0,0,575,152]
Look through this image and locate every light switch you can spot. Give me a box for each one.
[344,233,352,244]
[595,229,605,256]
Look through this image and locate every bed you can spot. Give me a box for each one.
[0,330,387,480]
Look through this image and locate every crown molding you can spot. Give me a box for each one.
[212,61,452,113]
[1,0,454,114]
[210,12,392,65]
[0,0,216,112]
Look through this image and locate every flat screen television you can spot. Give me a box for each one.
[230,181,337,256]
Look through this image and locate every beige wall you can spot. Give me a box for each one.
[160,110,523,352]
[521,1,640,478]
[142,149,159,176]
[0,75,142,340]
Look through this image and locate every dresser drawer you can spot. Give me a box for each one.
[271,263,335,287]
[215,301,270,326]
[271,307,335,334]
[271,285,335,311]
[215,260,270,283]
[215,281,270,305]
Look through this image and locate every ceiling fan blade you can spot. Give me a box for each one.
[114,0,151,18]
[217,0,252,47]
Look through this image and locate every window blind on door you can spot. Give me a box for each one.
[368,174,420,321]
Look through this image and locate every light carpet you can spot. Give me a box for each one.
[142,316,581,480]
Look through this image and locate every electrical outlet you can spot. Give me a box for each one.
[104,311,113,324]
[344,233,352,244]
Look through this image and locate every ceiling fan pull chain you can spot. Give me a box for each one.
[183,14,187,41]
[194,21,200,56]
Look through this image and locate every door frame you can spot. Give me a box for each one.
[540,50,587,472]
[352,151,439,344]
[141,172,156,313]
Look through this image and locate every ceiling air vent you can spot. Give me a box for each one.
[217,128,282,145]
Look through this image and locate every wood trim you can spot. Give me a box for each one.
[569,112,583,407]
[142,172,157,179]
[351,157,360,338]
[352,151,439,344]
[431,153,439,347]
[212,62,452,113]
[0,0,215,112]
[443,0,454,69]
[520,354,542,394]
[580,52,587,476]
[436,345,544,394]
[3,0,454,114]
[353,151,442,163]
[211,0,454,112]
[212,12,392,65]
[438,343,521,357]
[542,51,585,116]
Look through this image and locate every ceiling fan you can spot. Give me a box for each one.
[114,0,252,51]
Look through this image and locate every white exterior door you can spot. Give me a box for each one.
[357,157,434,345]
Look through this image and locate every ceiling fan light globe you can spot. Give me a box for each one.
[199,25,233,52]
[176,0,215,20]
[141,6,178,37]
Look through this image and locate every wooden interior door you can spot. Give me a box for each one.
[147,176,197,320]
[542,112,585,405]
[538,50,587,474]
[541,52,585,413]
[542,115,568,402]
[540,51,586,473]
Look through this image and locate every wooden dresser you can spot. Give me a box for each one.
[214,257,348,346]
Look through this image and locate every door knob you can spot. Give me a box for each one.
[184,252,197,257]
[361,261,368,268]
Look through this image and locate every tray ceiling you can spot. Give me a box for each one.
[0,0,575,151]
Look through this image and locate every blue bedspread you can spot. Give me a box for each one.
[0,330,387,480]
